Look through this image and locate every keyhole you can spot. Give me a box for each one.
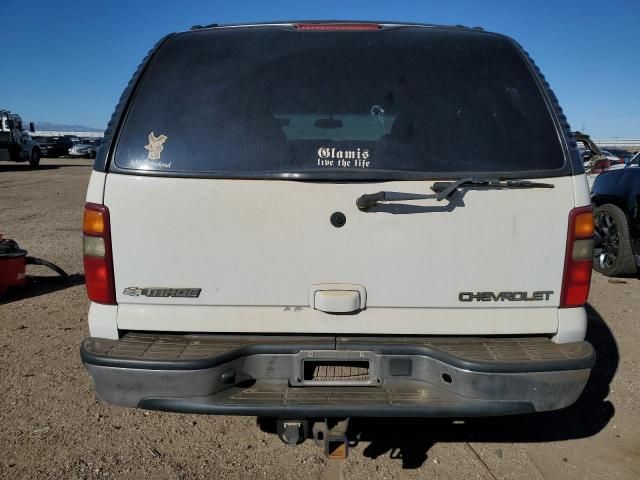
[330,212,346,228]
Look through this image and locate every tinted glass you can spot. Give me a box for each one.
[114,26,565,178]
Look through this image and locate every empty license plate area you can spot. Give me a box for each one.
[291,351,377,386]
[304,360,369,381]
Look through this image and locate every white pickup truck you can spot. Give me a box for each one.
[0,110,41,167]
[80,22,596,454]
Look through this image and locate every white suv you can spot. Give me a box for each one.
[81,22,595,448]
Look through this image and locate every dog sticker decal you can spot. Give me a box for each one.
[144,132,168,160]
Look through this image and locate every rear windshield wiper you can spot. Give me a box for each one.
[356,178,555,211]
[431,177,555,201]
[356,191,434,211]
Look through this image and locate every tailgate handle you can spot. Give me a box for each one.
[310,284,366,313]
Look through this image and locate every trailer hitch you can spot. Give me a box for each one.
[313,418,351,459]
[276,417,351,459]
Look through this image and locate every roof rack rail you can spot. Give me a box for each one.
[453,24,485,31]
[191,23,219,30]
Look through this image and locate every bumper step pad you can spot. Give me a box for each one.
[82,333,594,373]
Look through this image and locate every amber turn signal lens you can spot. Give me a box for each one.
[83,209,105,235]
[574,211,594,238]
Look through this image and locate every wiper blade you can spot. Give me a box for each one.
[431,177,555,201]
[356,191,433,211]
[356,178,555,211]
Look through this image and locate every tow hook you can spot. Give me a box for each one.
[277,418,351,459]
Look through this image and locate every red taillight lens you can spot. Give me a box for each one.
[84,256,115,303]
[560,206,594,307]
[591,159,611,174]
[83,203,116,304]
[295,23,381,31]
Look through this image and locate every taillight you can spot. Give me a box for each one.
[591,159,611,174]
[560,206,594,307]
[83,203,116,304]
[295,23,381,31]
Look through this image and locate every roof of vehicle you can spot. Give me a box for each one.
[176,21,518,44]
[187,20,489,32]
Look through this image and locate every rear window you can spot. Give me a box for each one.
[113,26,566,179]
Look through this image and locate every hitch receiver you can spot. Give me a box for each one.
[313,418,351,460]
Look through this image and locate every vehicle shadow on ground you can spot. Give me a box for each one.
[0,273,85,305]
[258,303,617,469]
[0,164,61,172]
[350,303,617,468]
[0,161,90,172]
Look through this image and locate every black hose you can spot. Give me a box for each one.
[26,256,69,280]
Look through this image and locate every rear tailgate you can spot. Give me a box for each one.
[105,175,573,334]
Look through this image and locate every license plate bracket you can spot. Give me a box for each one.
[290,350,377,386]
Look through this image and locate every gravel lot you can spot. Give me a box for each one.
[1,158,639,479]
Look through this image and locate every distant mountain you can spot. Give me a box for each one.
[35,121,104,132]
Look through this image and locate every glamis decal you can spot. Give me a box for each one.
[317,147,371,168]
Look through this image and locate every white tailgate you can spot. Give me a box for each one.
[105,175,575,334]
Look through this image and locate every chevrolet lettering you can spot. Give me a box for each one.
[459,291,554,302]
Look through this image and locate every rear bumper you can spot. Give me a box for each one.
[81,333,594,417]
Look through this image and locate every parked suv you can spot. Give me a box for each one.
[81,22,595,449]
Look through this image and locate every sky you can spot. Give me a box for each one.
[2,0,639,138]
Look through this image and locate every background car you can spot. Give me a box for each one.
[601,147,636,165]
[601,150,626,170]
[33,136,74,157]
[591,155,640,276]
[575,132,612,188]
[68,138,101,158]
[32,136,52,157]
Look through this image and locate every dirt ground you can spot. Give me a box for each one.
[1,158,639,479]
